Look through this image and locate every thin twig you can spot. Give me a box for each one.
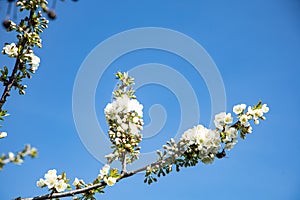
[121,152,127,174]
[1,148,32,165]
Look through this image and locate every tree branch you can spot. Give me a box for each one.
[0,55,21,110]
[15,160,160,200]
[0,10,34,111]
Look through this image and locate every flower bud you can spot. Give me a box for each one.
[47,10,56,20]
[2,20,11,29]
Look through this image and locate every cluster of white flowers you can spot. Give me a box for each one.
[233,103,269,125]
[1,43,40,73]
[160,102,270,169]
[214,112,233,130]
[246,104,269,124]
[221,127,238,150]
[105,94,143,136]
[213,112,238,150]
[97,164,117,186]
[2,43,18,57]
[180,125,221,164]
[105,93,144,163]
[36,169,69,192]
[25,53,40,73]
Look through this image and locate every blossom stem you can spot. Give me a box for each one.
[121,152,127,174]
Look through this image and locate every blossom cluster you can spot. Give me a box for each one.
[36,169,70,192]
[2,43,41,73]
[2,43,18,58]
[105,72,144,164]
[72,165,118,189]
[0,0,49,115]
[0,144,37,170]
[180,125,221,164]
[214,112,239,150]
[35,164,120,200]
[145,101,269,184]
[26,52,41,73]
[98,164,118,186]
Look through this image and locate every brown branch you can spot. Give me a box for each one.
[0,57,21,110]
[15,162,156,200]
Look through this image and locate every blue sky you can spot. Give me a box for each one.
[0,0,300,199]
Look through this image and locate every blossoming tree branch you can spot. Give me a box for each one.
[0,0,55,169]
[0,1,270,200]
[14,71,269,200]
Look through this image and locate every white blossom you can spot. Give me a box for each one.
[262,104,269,113]
[128,99,143,117]
[0,131,7,139]
[2,43,18,57]
[222,127,238,150]
[98,174,104,180]
[8,152,15,161]
[45,177,57,189]
[248,126,253,133]
[44,169,57,179]
[224,113,233,124]
[121,123,128,131]
[247,107,264,125]
[55,180,68,192]
[129,122,139,135]
[104,95,143,120]
[30,55,40,72]
[104,176,117,186]
[224,127,238,142]
[100,164,110,176]
[180,125,221,163]
[36,178,45,188]
[72,177,85,186]
[73,178,80,186]
[104,103,113,116]
[26,53,40,73]
[214,112,226,129]
[44,169,58,189]
[233,104,246,115]
[239,114,249,126]
[247,106,262,119]
[214,112,233,129]
[132,116,139,123]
